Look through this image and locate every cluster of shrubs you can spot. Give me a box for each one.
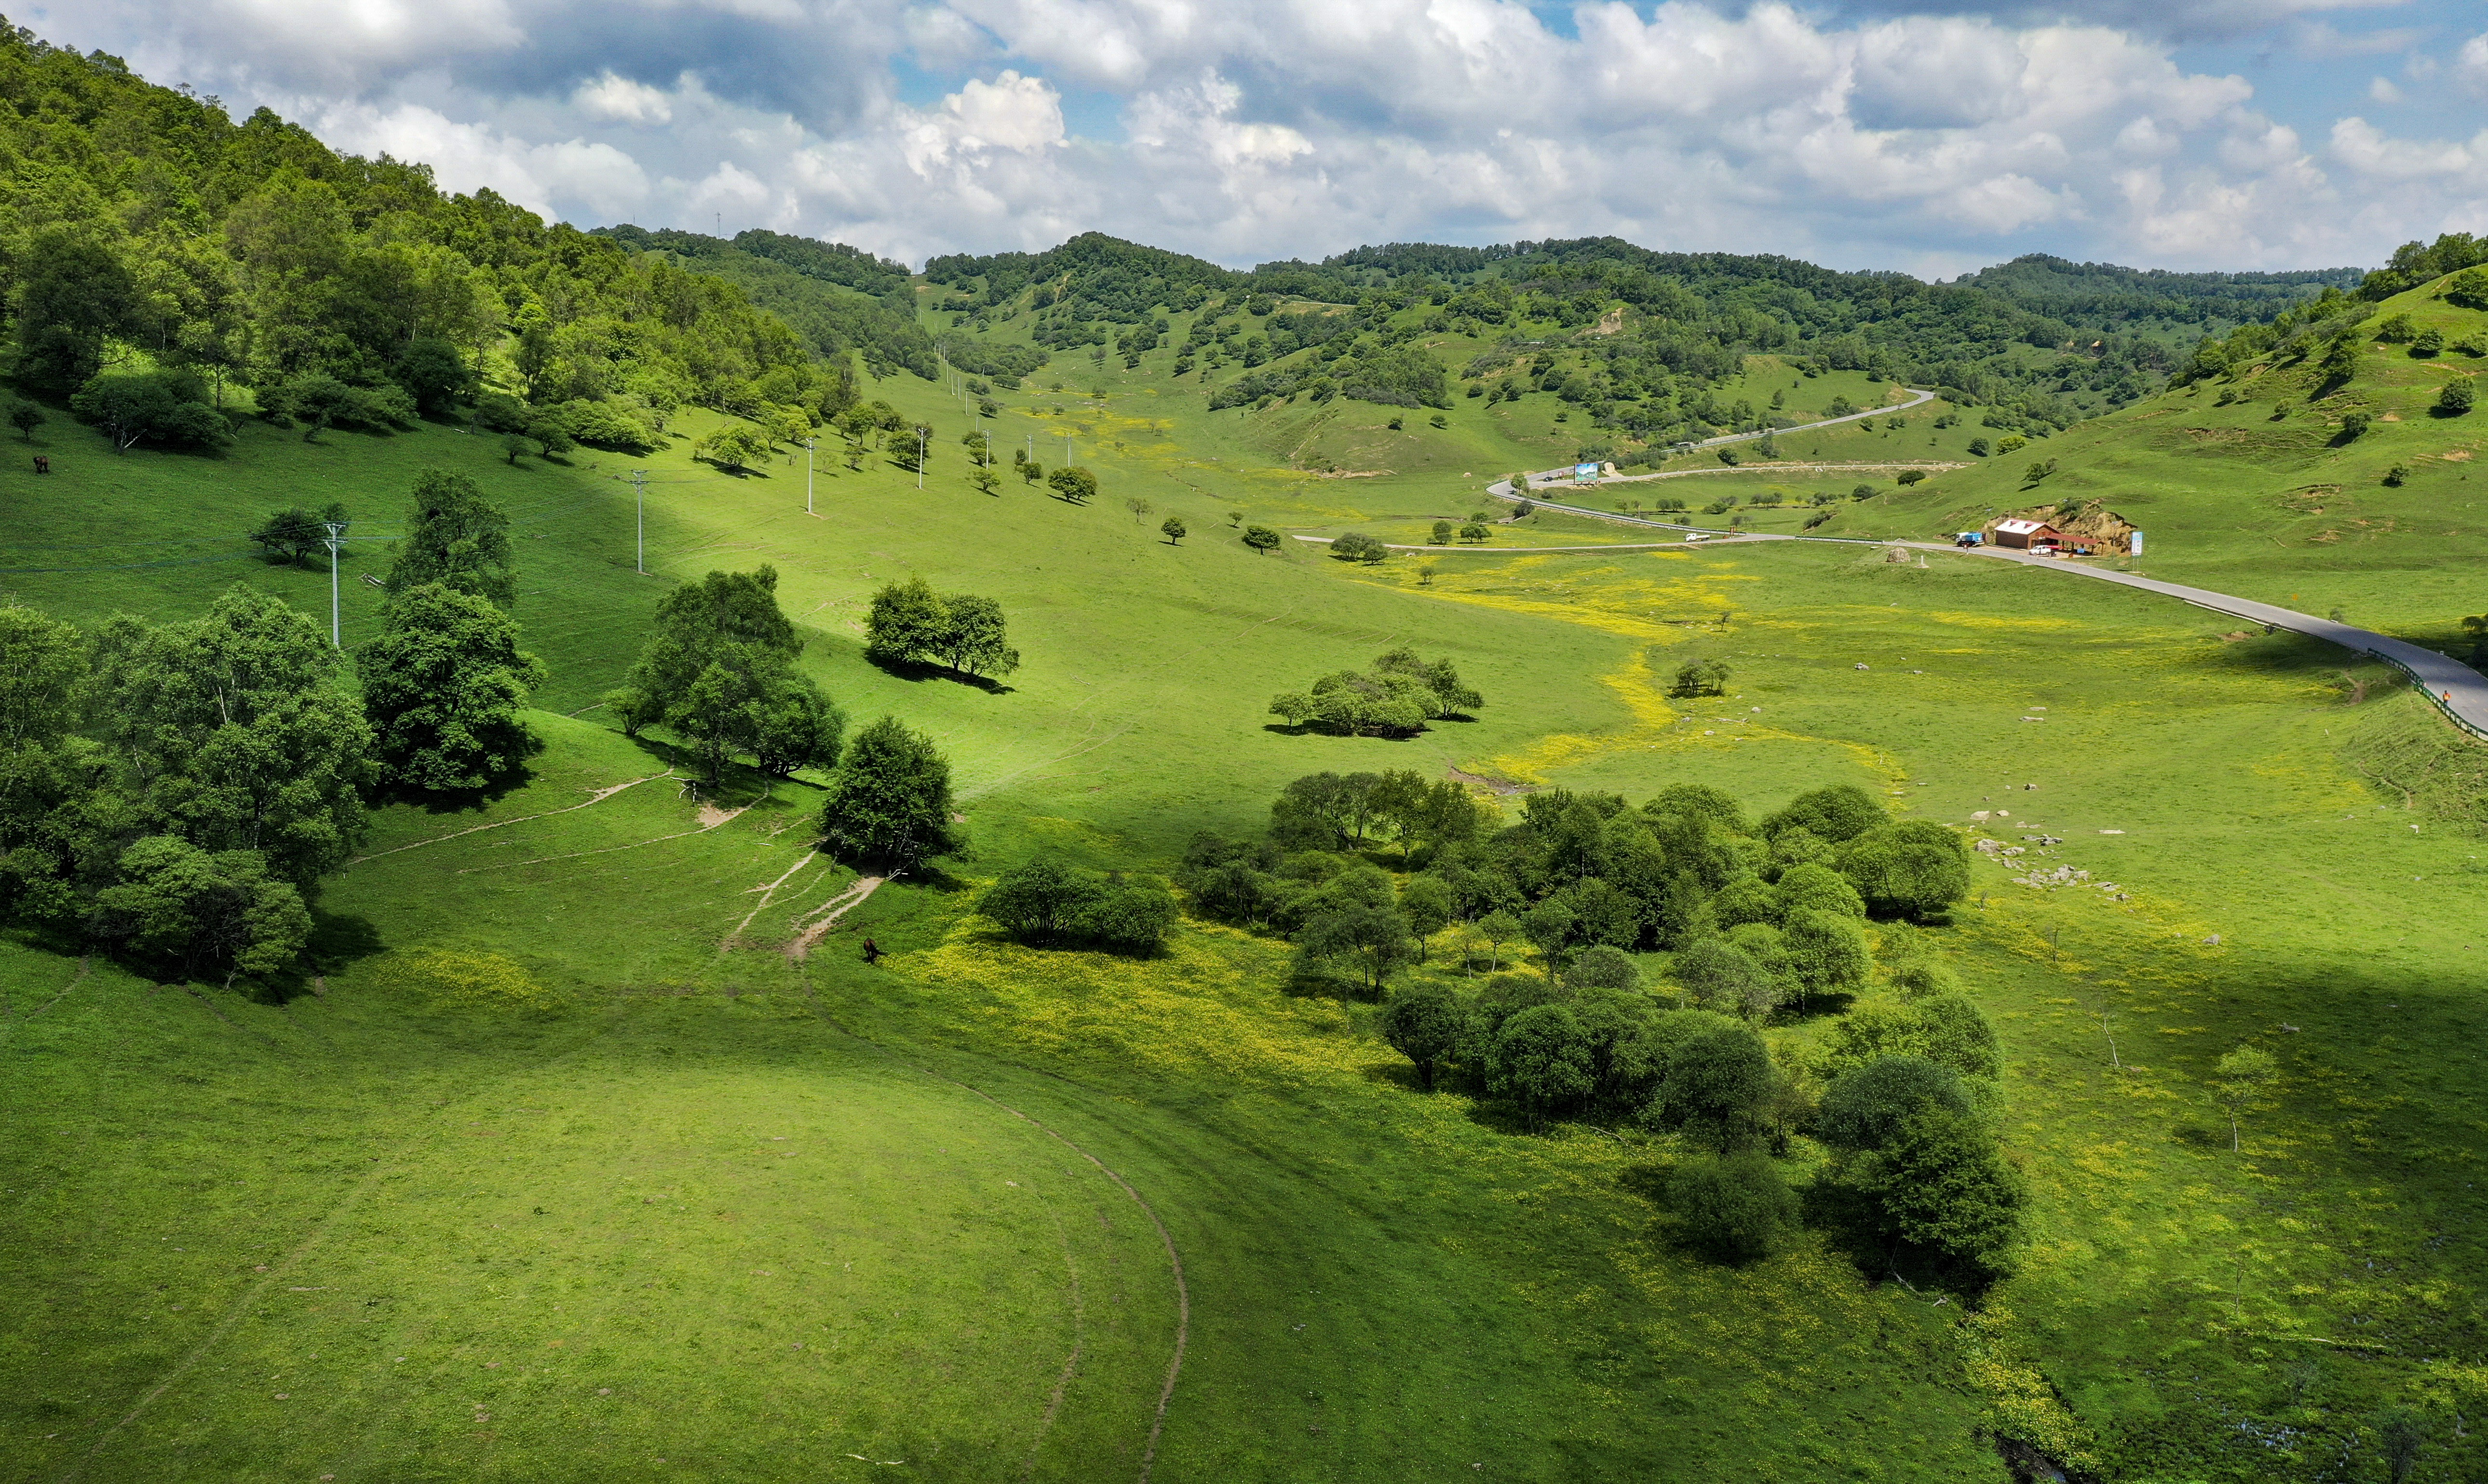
[1174,770,2007,1276]
[1178,776,1970,1011]
[1379,930,2018,1275]
[1267,647,1483,737]
[977,858,1180,955]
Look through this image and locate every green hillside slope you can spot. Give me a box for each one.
[1790,273,2486,647]
[4,19,2487,1484]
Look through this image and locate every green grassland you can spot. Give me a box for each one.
[1793,282,2488,642]
[7,267,2488,1484]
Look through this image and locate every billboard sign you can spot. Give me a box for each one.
[1573,462,1600,482]
[2129,529,2144,555]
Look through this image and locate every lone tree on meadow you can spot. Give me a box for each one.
[357,582,547,793]
[603,565,842,788]
[1161,514,1187,545]
[816,716,962,874]
[1046,465,1097,503]
[1243,525,1281,555]
[251,503,345,567]
[2212,1045,2278,1152]
[388,469,515,608]
[863,578,1021,681]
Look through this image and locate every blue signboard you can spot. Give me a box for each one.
[2130,530,2143,555]
[1573,462,1600,481]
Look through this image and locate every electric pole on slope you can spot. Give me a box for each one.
[632,470,648,574]
[805,438,816,516]
[321,520,347,648]
[917,427,927,490]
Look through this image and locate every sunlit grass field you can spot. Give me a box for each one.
[4,287,2487,1481]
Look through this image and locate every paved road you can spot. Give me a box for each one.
[1478,479,2488,741]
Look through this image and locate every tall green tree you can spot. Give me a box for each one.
[979,856,1101,945]
[932,594,1020,679]
[1852,1107,2027,1278]
[1379,984,1465,1091]
[1667,1152,1798,1262]
[17,226,136,392]
[86,586,372,888]
[863,577,948,667]
[357,582,547,793]
[1490,1003,1595,1131]
[1655,1025,1776,1151]
[606,566,830,787]
[388,469,516,608]
[816,716,961,874]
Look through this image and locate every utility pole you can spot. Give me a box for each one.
[632,470,648,574]
[321,520,347,648]
[916,427,926,490]
[805,438,815,516]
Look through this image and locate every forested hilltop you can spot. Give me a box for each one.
[0,20,848,451]
[0,9,2407,466]
[917,232,2365,449]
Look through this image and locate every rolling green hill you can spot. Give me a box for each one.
[1776,273,2488,648]
[3,18,2487,1484]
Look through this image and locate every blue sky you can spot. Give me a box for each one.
[34,0,2488,275]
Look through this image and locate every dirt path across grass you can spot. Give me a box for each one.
[349,769,674,864]
[785,875,883,960]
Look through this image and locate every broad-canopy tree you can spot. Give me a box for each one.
[358,582,547,793]
[1850,1106,2027,1278]
[606,565,840,787]
[1654,1024,1776,1150]
[1837,821,1971,919]
[388,469,516,608]
[1269,647,1483,737]
[864,579,1022,680]
[88,835,311,985]
[1046,465,1098,503]
[18,225,136,392]
[1816,1054,1970,1151]
[816,716,962,874]
[1296,901,1415,993]
[1379,984,1464,1090]
[86,586,373,888]
[69,368,228,452]
[1667,1152,1798,1262]
[1490,1003,1595,1131]
[696,422,773,472]
[979,856,1100,945]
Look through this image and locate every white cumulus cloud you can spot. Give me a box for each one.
[24,0,2488,271]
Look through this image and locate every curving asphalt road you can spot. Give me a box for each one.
[1447,387,2488,738]
[1477,475,2488,741]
